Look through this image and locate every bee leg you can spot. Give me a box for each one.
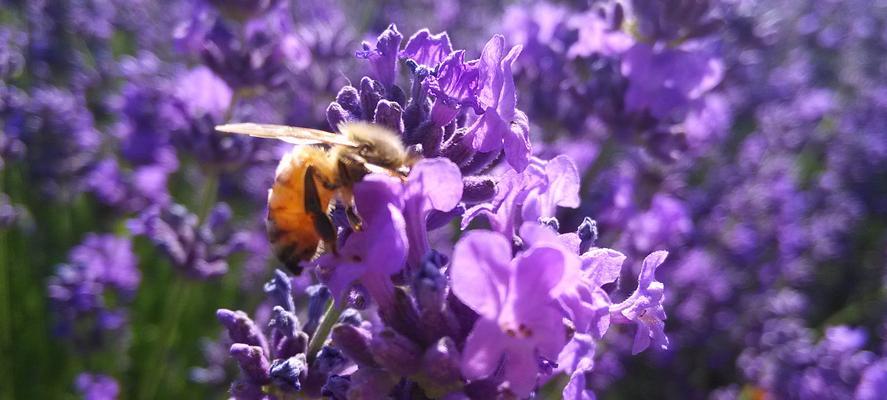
[346,206,363,232]
[305,166,338,255]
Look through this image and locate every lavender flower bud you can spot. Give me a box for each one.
[378,287,423,343]
[413,253,447,312]
[359,77,384,121]
[461,176,497,203]
[347,368,399,400]
[269,306,300,335]
[263,269,295,312]
[327,102,350,129]
[402,101,430,144]
[322,375,351,400]
[374,100,404,135]
[335,85,362,120]
[539,217,560,232]
[416,270,461,345]
[578,217,599,253]
[464,379,499,400]
[303,346,350,396]
[459,150,501,175]
[419,337,462,388]
[441,130,474,166]
[331,324,377,367]
[414,120,443,157]
[217,309,268,352]
[269,306,307,358]
[305,285,331,335]
[387,85,407,106]
[370,328,422,376]
[315,346,350,375]
[338,308,363,326]
[229,344,271,384]
[270,354,308,391]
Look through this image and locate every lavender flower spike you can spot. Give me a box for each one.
[610,251,669,354]
[75,373,120,400]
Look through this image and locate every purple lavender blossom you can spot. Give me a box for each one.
[47,234,140,340]
[465,36,529,172]
[356,24,403,89]
[567,6,633,58]
[738,322,878,399]
[609,251,669,355]
[463,155,580,240]
[857,359,887,400]
[6,87,101,199]
[0,27,25,79]
[621,43,724,120]
[401,29,453,68]
[75,373,120,400]
[87,159,172,213]
[175,1,310,90]
[451,230,568,397]
[315,174,408,308]
[400,158,463,269]
[172,66,276,170]
[128,203,246,279]
[113,78,183,170]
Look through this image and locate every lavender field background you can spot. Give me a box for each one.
[2,0,887,399]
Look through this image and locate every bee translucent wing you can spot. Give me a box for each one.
[215,123,359,147]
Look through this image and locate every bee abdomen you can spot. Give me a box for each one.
[267,218,320,275]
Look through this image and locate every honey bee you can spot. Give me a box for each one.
[216,122,412,274]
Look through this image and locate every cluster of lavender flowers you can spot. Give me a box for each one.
[215,25,669,399]
[501,0,727,160]
[488,0,887,398]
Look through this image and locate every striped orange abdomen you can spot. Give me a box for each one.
[266,146,335,273]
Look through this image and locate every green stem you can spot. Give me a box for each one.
[0,225,11,400]
[306,300,344,362]
[0,167,15,400]
[196,172,219,224]
[138,277,193,400]
[138,171,218,399]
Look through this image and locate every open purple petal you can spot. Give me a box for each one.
[451,231,513,319]
[461,318,506,380]
[356,24,403,88]
[400,29,452,67]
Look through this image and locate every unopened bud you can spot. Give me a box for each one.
[370,328,422,376]
[229,344,271,384]
[331,324,377,367]
[360,77,384,121]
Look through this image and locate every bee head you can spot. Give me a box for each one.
[340,122,408,170]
